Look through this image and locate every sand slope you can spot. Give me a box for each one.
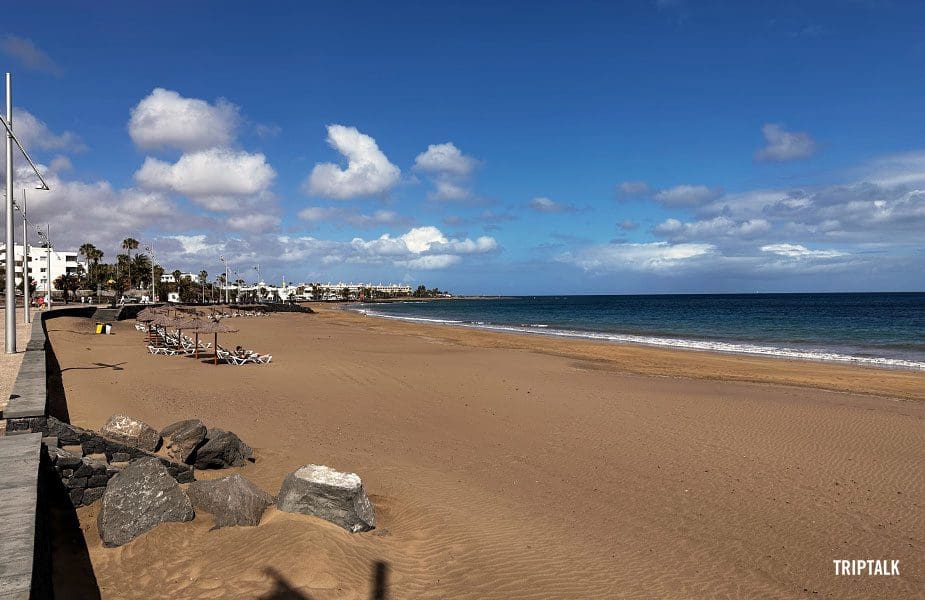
[46,311,923,599]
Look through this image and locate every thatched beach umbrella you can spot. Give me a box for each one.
[197,319,239,365]
[137,308,159,342]
[181,317,209,359]
[136,308,158,321]
[173,316,201,343]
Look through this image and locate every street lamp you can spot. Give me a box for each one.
[35,225,52,306]
[220,255,229,303]
[3,72,52,353]
[144,244,155,303]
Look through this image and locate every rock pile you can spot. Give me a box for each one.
[38,412,377,546]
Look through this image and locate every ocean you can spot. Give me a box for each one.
[353,293,925,370]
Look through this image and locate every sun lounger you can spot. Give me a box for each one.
[148,345,180,356]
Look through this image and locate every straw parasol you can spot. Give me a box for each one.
[180,317,209,358]
[196,319,239,364]
[148,313,176,346]
[136,308,159,342]
[136,308,158,322]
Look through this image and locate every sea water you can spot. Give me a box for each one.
[353,293,925,370]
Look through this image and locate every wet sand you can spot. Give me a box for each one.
[46,308,923,599]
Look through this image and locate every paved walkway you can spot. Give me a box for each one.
[0,309,41,432]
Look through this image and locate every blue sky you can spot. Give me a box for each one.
[3,0,923,293]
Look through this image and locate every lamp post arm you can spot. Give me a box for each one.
[0,114,50,191]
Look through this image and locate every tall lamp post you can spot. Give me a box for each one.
[144,244,155,303]
[220,255,229,303]
[20,190,28,322]
[3,72,51,353]
[36,226,52,307]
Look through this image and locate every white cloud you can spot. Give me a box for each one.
[414,142,481,202]
[169,235,220,255]
[563,241,715,272]
[653,185,721,207]
[49,155,73,173]
[400,226,448,253]
[134,148,275,210]
[760,244,845,259]
[129,88,240,152]
[863,151,925,188]
[1,36,61,75]
[653,216,771,240]
[414,142,478,176]
[305,125,400,199]
[349,226,497,269]
[430,180,470,201]
[14,109,85,153]
[399,255,461,270]
[227,213,281,233]
[529,196,576,213]
[755,123,819,162]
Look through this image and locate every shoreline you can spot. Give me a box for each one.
[348,304,925,372]
[318,304,925,401]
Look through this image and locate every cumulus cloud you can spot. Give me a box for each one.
[226,213,281,233]
[760,244,845,259]
[350,226,497,269]
[129,88,240,152]
[305,125,400,199]
[134,148,276,210]
[755,123,819,162]
[529,196,577,214]
[653,216,771,240]
[653,185,722,207]
[14,109,85,153]
[399,255,461,270]
[48,155,73,174]
[414,142,479,176]
[413,142,481,202]
[1,36,61,75]
[428,180,470,202]
[562,241,715,272]
[10,167,186,256]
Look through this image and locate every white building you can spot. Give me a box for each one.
[160,271,198,283]
[0,244,88,294]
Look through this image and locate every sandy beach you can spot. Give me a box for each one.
[45,308,923,599]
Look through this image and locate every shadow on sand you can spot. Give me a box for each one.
[257,562,390,600]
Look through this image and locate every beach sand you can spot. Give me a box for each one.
[45,308,923,599]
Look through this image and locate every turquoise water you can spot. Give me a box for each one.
[354,293,925,370]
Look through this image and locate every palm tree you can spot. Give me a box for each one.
[199,270,208,303]
[79,243,97,284]
[121,238,139,290]
[132,253,152,289]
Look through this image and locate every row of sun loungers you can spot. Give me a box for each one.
[140,322,271,365]
[216,345,272,365]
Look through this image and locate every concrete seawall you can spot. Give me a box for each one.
[0,307,100,599]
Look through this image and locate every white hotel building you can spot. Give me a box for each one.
[0,244,88,294]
